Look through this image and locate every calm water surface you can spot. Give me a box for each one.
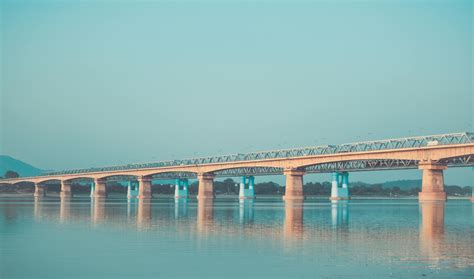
[0,196,472,278]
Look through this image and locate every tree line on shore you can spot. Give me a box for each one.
[1,175,472,197]
[1,171,20,179]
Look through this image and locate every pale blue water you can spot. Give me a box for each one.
[0,196,473,278]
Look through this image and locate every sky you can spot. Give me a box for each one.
[0,0,472,185]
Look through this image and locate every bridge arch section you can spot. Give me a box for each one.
[63,176,95,183]
[37,178,62,185]
[61,177,98,197]
[4,180,37,196]
[141,171,199,199]
[198,166,289,200]
[90,174,140,199]
[29,178,61,198]
[300,159,423,201]
[11,179,36,185]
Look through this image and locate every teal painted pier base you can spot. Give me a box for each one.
[175,178,189,198]
[330,172,350,200]
[239,176,255,199]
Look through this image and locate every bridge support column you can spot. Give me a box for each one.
[138,177,152,199]
[175,178,189,198]
[94,179,107,198]
[239,176,255,200]
[34,183,46,197]
[60,181,73,198]
[283,169,305,201]
[197,173,214,200]
[419,163,447,202]
[127,181,138,199]
[341,172,349,189]
[90,182,95,198]
[330,172,349,200]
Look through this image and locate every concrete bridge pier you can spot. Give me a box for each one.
[127,181,138,199]
[138,177,152,199]
[60,181,73,198]
[418,163,447,201]
[34,183,46,197]
[330,172,350,200]
[239,176,255,199]
[197,173,215,200]
[94,179,107,198]
[174,178,189,198]
[90,182,95,198]
[283,169,305,201]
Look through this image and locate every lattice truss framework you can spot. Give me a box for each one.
[14,132,474,180]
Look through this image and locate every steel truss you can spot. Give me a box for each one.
[31,156,473,183]
[440,155,473,166]
[15,132,474,178]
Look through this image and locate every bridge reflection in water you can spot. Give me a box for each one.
[59,197,72,223]
[34,197,445,237]
[137,198,152,230]
[28,197,474,270]
[92,198,106,224]
[197,199,214,235]
[283,201,304,240]
[174,198,188,219]
[239,200,254,224]
[331,200,349,229]
[419,201,445,266]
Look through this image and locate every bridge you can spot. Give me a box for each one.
[1,132,473,201]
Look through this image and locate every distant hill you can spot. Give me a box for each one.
[0,155,45,177]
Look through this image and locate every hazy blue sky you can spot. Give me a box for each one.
[0,0,472,184]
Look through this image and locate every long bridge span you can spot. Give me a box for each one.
[1,132,473,201]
